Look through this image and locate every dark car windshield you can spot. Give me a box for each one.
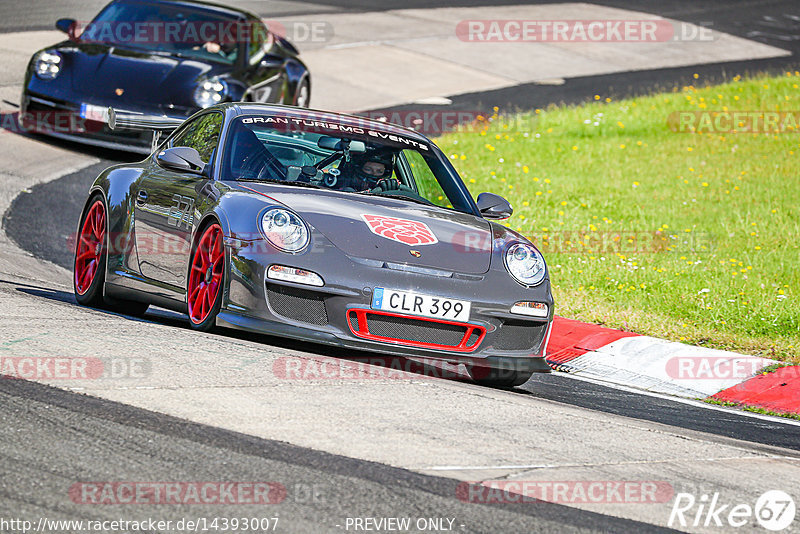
[220,115,475,214]
[79,0,246,65]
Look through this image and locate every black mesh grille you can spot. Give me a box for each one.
[493,320,548,351]
[349,313,360,332]
[266,284,328,326]
[366,315,467,346]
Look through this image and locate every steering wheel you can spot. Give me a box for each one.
[370,183,433,204]
[241,154,275,182]
[370,178,409,193]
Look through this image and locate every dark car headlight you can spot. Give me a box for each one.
[261,208,309,253]
[33,51,63,80]
[193,76,228,108]
[504,243,546,286]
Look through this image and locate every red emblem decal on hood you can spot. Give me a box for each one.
[361,214,438,246]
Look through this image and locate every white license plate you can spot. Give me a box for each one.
[79,104,109,123]
[371,288,471,322]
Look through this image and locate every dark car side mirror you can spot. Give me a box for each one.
[260,55,285,70]
[476,192,513,219]
[157,147,206,174]
[56,18,76,38]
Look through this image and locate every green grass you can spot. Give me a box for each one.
[704,398,800,421]
[437,72,800,361]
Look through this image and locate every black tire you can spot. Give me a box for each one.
[74,194,149,317]
[467,366,533,388]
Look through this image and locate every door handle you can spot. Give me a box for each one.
[137,190,148,205]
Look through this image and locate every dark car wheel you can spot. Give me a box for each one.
[467,366,533,388]
[187,222,225,332]
[74,195,149,316]
[294,78,310,108]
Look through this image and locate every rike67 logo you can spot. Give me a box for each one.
[669,490,796,531]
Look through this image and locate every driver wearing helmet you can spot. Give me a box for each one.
[342,150,401,191]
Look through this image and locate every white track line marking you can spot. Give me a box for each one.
[421,456,800,472]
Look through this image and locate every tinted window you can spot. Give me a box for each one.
[171,113,223,163]
[219,116,475,215]
[82,0,240,64]
[402,149,452,209]
[248,20,271,64]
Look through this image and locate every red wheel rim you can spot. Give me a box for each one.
[187,224,224,324]
[75,199,106,295]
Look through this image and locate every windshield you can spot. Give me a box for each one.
[80,0,244,65]
[220,116,476,214]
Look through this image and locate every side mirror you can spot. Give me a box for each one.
[476,192,513,219]
[156,147,206,174]
[260,54,285,70]
[56,18,76,38]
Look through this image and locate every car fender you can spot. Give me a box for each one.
[80,165,146,286]
[488,221,553,305]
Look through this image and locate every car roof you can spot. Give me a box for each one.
[227,103,434,144]
[113,0,257,21]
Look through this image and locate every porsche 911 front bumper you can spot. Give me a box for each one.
[220,242,554,374]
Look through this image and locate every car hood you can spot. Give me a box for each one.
[241,185,493,275]
[64,44,215,106]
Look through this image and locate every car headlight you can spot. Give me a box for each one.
[504,243,546,286]
[193,76,228,108]
[261,208,309,253]
[33,51,62,80]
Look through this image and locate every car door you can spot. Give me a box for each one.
[134,112,223,288]
[241,19,286,103]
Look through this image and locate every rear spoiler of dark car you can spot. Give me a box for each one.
[108,107,186,151]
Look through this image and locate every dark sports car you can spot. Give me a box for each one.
[21,0,310,153]
[73,103,553,387]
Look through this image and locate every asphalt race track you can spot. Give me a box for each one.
[2,1,800,532]
[7,162,800,453]
[3,378,672,533]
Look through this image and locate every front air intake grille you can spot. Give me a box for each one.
[266,283,328,326]
[366,314,467,346]
[347,310,485,352]
[349,312,360,332]
[493,320,548,351]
